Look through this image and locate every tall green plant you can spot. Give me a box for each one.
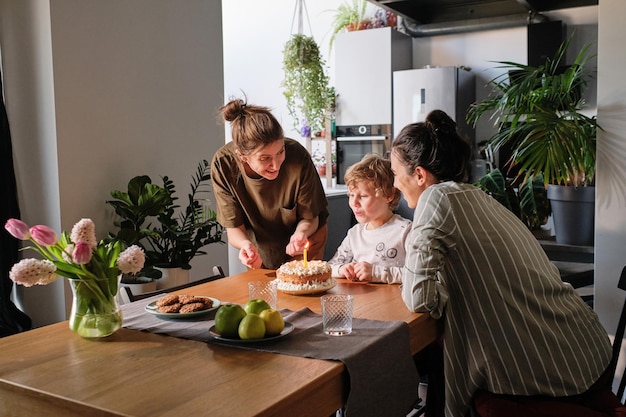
[107,161,224,274]
[149,160,224,270]
[282,33,333,134]
[467,36,600,187]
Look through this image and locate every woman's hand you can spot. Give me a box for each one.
[239,241,263,269]
[286,217,319,256]
[286,231,309,256]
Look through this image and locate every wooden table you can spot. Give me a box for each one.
[0,269,439,417]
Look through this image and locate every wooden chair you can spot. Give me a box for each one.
[120,265,226,303]
[472,265,626,417]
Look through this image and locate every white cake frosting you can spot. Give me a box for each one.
[277,260,331,276]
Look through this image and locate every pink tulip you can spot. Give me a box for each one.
[4,219,30,240]
[72,241,92,264]
[30,225,58,246]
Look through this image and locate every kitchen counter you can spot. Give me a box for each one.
[323,183,347,196]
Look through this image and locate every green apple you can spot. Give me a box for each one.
[238,313,266,340]
[214,304,246,338]
[244,299,271,315]
[259,309,285,336]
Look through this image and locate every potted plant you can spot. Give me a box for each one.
[475,168,551,233]
[467,36,600,245]
[281,33,334,135]
[107,174,171,286]
[327,0,397,51]
[107,160,224,290]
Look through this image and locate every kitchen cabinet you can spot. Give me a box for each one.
[334,27,412,127]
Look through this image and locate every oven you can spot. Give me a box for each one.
[335,124,391,184]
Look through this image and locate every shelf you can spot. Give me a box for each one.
[305,117,335,188]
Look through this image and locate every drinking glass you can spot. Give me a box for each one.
[321,294,353,336]
[248,280,278,309]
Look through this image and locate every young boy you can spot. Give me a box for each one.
[328,154,411,283]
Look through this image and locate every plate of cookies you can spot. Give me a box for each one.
[145,294,221,319]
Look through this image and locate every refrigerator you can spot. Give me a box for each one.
[392,66,476,220]
[392,66,475,143]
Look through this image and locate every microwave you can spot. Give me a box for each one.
[335,124,391,184]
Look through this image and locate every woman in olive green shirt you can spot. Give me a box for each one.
[211,98,328,270]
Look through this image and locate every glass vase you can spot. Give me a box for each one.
[68,277,122,338]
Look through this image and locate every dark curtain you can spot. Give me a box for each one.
[0,66,32,336]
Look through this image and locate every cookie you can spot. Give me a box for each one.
[178,295,205,305]
[179,302,207,313]
[156,294,179,307]
[157,303,181,313]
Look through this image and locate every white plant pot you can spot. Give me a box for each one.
[156,267,190,290]
[118,276,158,304]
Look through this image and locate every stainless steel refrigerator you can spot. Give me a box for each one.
[392,66,475,143]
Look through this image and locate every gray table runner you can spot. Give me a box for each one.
[121,297,419,417]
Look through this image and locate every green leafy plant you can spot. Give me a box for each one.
[467,36,600,187]
[107,160,224,276]
[475,168,551,230]
[149,161,224,270]
[327,0,398,52]
[282,33,333,135]
[328,0,368,49]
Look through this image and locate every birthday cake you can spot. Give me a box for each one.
[275,260,335,294]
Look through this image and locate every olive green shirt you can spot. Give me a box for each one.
[210,138,328,269]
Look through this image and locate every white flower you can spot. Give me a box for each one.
[117,245,145,275]
[70,218,97,250]
[9,258,59,287]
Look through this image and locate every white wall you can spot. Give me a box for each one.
[596,0,626,372]
[222,0,343,141]
[0,0,226,327]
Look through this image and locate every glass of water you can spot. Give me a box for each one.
[321,294,353,336]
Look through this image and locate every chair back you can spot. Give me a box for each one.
[122,265,226,302]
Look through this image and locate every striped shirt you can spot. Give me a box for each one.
[402,181,611,417]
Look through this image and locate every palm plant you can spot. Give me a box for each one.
[467,36,600,187]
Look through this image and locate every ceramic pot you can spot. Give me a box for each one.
[118,276,158,304]
[547,184,595,246]
[156,267,190,290]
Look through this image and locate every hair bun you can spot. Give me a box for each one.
[426,109,456,134]
[221,98,247,122]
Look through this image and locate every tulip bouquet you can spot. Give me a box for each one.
[5,218,145,337]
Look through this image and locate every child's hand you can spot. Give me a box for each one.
[352,262,373,282]
[340,263,358,281]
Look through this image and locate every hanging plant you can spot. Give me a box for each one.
[282,33,333,135]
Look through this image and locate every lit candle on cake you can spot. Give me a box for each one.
[303,240,310,268]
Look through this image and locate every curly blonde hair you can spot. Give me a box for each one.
[344,153,401,210]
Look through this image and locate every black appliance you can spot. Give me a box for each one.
[335,124,391,184]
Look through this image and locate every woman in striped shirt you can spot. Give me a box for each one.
[389,109,613,417]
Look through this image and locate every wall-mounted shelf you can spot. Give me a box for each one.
[305,117,335,188]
